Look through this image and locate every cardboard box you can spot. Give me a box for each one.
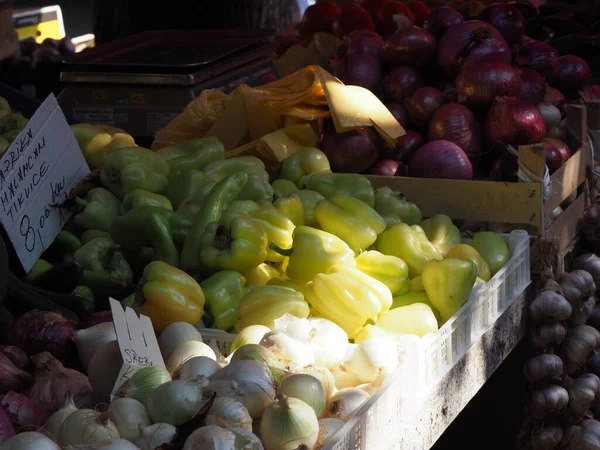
[12,5,65,43]
[366,104,591,273]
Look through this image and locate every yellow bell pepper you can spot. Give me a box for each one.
[235,285,310,331]
[274,226,356,283]
[266,277,306,294]
[446,244,491,282]
[377,303,439,337]
[355,250,410,296]
[250,204,295,263]
[410,276,424,292]
[420,214,461,257]
[392,291,441,323]
[134,261,205,331]
[314,194,386,254]
[244,263,281,287]
[354,325,402,344]
[273,193,305,226]
[304,265,392,339]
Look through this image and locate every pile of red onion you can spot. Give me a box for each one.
[293,1,594,180]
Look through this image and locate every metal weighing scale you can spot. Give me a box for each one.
[58,29,278,142]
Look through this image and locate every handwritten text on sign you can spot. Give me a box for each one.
[109,298,165,400]
[0,94,90,272]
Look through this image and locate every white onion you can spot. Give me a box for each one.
[88,341,123,403]
[59,409,120,447]
[293,365,336,399]
[206,397,253,431]
[330,364,361,390]
[182,426,263,450]
[135,423,177,450]
[274,315,348,368]
[205,379,246,399]
[325,388,369,422]
[231,325,271,353]
[210,360,276,418]
[74,322,117,371]
[166,341,217,374]
[45,393,78,440]
[108,398,151,442]
[159,322,204,360]
[315,418,345,450]
[260,394,319,450]
[0,432,60,450]
[117,367,172,406]
[342,337,399,384]
[146,378,207,425]
[176,356,221,380]
[281,374,326,417]
[64,439,141,449]
[259,331,315,367]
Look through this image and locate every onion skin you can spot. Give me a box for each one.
[542,138,570,172]
[422,7,464,40]
[405,87,447,127]
[321,127,381,173]
[478,3,525,48]
[391,130,424,162]
[382,67,424,103]
[340,30,384,58]
[543,86,565,110]
[515,39,559,80]
[437,21,512,78]
[369,159,403,176]
[0,346,28,371]
[551,55,593,95]
[519,68,546,106]
[485,97,546,148]
[409,140,474,180]
[300,2,341,35]
[385,103,411,128]
[428,104,481,163]
[0,406,14,443]
[79,311,113,329]
[375,1,415,36]
[381,27,437,67]
[338,54,382,92]
[332,4,375,38]
[1,391,48,430]
[455,63,521,110]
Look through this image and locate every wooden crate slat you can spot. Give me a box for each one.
[545,146,591,213]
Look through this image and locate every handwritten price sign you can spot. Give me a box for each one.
[0,94,89,272]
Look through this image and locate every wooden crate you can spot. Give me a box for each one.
[366,104,591,273]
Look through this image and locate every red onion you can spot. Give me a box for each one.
[428,104,481,163]
[515,39,559,80]
[455,63,521,110]
[338,54,382,92]
[79,311,113,329]
[375,1,415,35]
[381,26,436,67]
[369,159,402,176]
[423,7,464,40]
[394,130,425,162]
[405,87,447,127]
[0,353,32,394]
[409,140,473,180]
[321,127,381,173]
[362,0,389,18]
[340,30,384,58]
[592,86,600,100]
[1,391,47,430]
[437,80,458,103]
[485,97,546,147]
[551,55,593,96]
[408,1,431,27]
[0,406,14,442]
[28,352,92,415]
[385,103,411,128]
[543,138,571,164]
[0,346,28,371]
[542,141,569,174]
[300,2,342,34]
[382,67,424,103]
[490,149,519,182]
[478,4,525,48]
[519,68,546,105]
[543,87,566,110]
[7,310,77,365]
[437,21,512,78]
[332,4,375,38]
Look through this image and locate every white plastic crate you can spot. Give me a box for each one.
[198,229,531,450]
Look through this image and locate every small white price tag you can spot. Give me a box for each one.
[109,298,165,399]
[0,94,90,272]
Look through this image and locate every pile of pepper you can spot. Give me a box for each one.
[25,137,512,340]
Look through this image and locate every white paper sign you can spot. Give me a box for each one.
[0,94,90,272]
[109,298,165,399]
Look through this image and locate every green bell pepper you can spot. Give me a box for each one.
[74,237,133,296]
[355,250,410,297]
[121,189,173,214]
[298,172,375,207]
[74,187,121,232]
[177,178,219,218]
[469,232,510,277]
[203,156,267,182]
[421,214,461,257]
[220,200,260,227]
[81,230,111,244]
[180,172,249,273]
[199,216,268,273]
[280,147,331,186]
[46,230,82,262]
[273,193,304,226]
[166,169,206,210]
[374,187,422,226]
[295,190,325,227]
[101,147,171,198]
[156,136,224,171]
[25,259,53,282]
[235,172,274,203]
[376,223,443,277]
[110,206,192,267]
[200,270,249,331]
[272,179,299,198]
